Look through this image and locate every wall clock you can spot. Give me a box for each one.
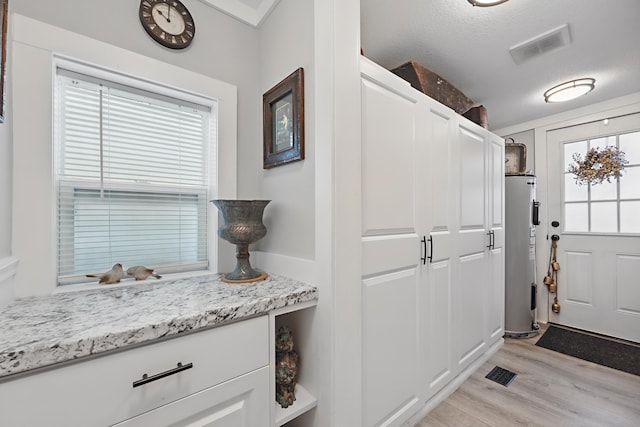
[139,0,195,49]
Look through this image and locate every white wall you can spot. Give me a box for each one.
[5,0,320,283]
[11,0,260,195]
[11,15,240,296]
[255,1,364,426]
[0,109,10,258]
[254,0,315,262]
[11,2,260,163]
[4,0,260,295]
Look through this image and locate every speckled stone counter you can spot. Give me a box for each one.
[0,273,317,380]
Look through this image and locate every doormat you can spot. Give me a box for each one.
[485,366,517,386]
[535,325,640,376]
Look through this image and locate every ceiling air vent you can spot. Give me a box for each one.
[509,24,571,65]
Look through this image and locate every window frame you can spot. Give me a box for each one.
[11,15,237,297]
[561,131,640,236]
[54,63,214,284]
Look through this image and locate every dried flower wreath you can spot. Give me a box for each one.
[568,145,628,186]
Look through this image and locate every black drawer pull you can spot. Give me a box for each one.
[133,362,193,388]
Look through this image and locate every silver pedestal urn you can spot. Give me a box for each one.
[211,199,270,283]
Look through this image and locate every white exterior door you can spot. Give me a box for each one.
[546,113,640,342]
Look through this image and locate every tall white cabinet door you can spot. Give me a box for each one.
[420,102,456,399]
[487,134,505,345]
[454,122,489,371]
[361,63,424,427]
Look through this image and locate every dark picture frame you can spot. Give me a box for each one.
[263,68,304,169]
[0,0,7,123]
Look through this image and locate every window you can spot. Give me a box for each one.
[55,68,215,285]
[562,130,640,234]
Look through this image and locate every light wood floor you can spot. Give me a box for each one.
[416,325,640,427]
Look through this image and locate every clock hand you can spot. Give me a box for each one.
[156,9,171,23]
[166,1,172,23]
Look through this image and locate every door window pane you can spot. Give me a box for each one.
[590,136,616,150]
[591,202,618,233]
[590,179,617,201]
[565,203,588,232]
[564,140,587,171]
[564,173,588,201]
[619,131,640,164]
[620,201,640,233]
[620,166,640,199]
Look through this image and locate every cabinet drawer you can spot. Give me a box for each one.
[0,316,268,427]
[113,366,270,427]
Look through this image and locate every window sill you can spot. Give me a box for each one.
[53,269,216,295]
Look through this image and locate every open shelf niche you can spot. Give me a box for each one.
[269,300,317,427]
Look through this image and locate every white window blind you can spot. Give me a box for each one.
[55,69,214,284]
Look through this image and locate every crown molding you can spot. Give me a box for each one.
[199,0,280,27]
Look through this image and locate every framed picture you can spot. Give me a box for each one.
[263,68,304,169]
[0,0,7,123]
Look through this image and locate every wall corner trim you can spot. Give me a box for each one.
[0,256,19,308]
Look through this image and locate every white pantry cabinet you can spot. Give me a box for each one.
[360,57,504,426]
[0,316,270,427]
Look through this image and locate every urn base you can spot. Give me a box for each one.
[222,271,268,284]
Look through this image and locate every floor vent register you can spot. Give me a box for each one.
[485,366,518,387]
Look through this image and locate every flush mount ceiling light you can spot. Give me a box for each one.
[544,78,596,103]
[468,0,509,6]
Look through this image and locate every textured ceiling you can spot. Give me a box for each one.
[361,0,640,130]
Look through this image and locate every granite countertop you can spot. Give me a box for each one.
[0,273,317,380]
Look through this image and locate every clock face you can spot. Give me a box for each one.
[139,0,195,49]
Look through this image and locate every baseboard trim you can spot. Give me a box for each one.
[0,257,19,308]
[406,338,504,425]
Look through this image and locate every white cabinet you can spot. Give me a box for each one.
[421,101,457,400]
[360,62,424,427]
[0,316,270,427]
[454,122,491,372]
[452,121,505,371]
[113,367,270,427]
[487,132,506,347]
[360,57,504,425]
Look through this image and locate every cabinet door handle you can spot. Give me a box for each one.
[486,230,495,249]
[427,236,433,263]
[133,362,193,388]
[421,236,427,265]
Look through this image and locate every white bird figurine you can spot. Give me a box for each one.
[126,265,162,281]
[86,263,124,284]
